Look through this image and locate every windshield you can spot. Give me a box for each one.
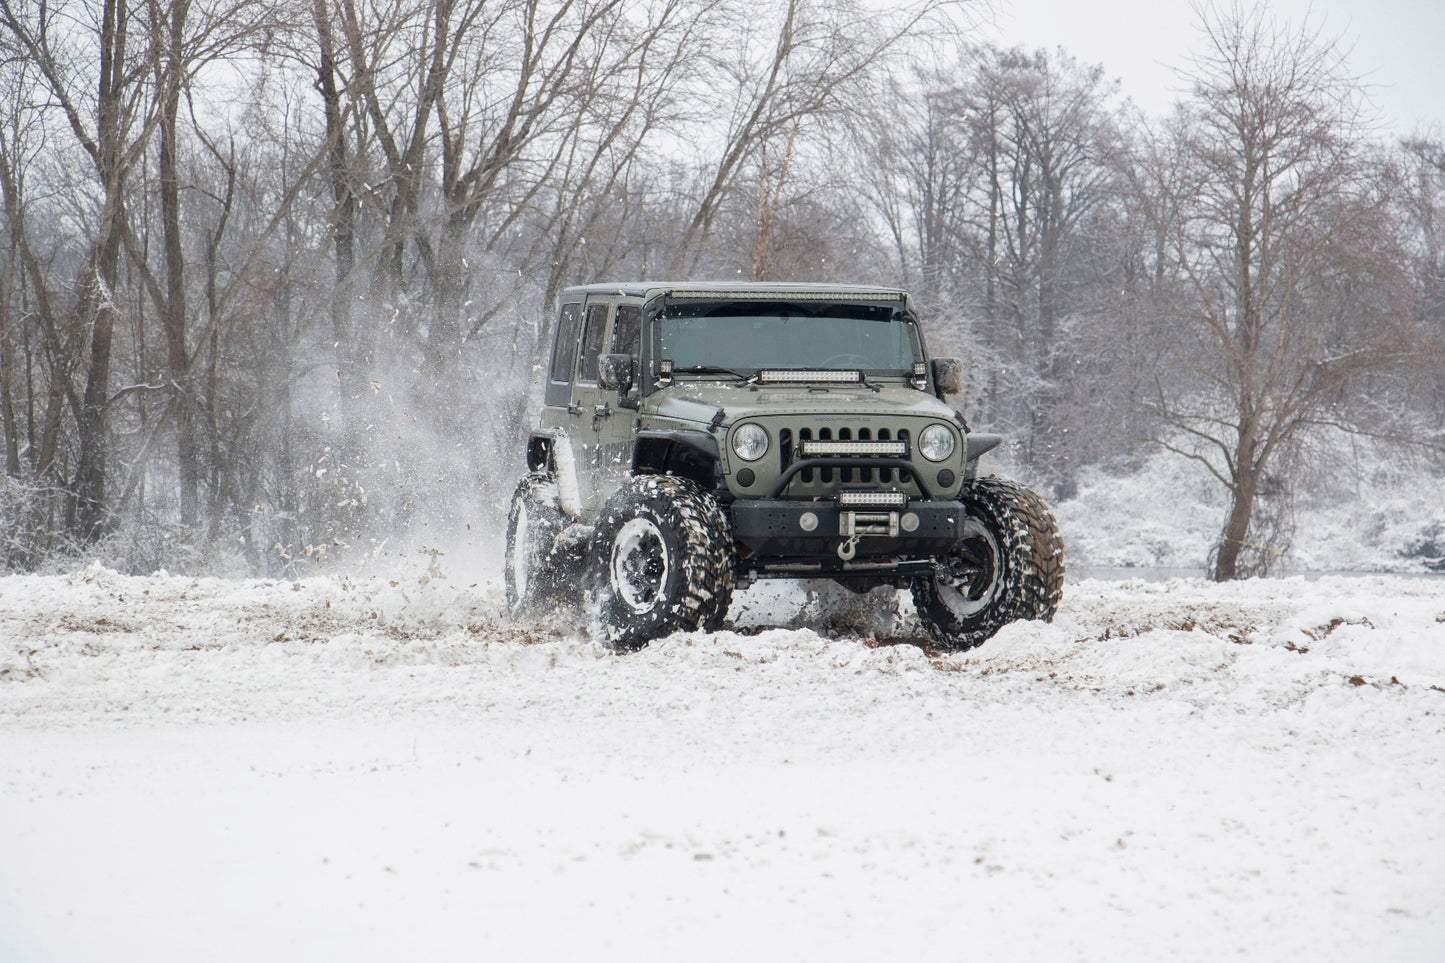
[654,300,920,375]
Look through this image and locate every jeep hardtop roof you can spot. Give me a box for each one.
[559,281,914,307]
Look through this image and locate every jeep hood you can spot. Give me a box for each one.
[647,382,957,428]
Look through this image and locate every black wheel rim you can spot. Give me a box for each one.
[937,518,1003,618]
[610,517,669,613]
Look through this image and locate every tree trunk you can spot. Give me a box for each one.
[425,214,466,373]
[314,0,362,395]
[70,0,131,541]
[1212,429,1259,582]
[160,0,197,529]
[1212,476,1257,582]
[72,229,123,539]
[0,241,19,477]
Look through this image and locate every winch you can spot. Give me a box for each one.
[837,510,901,560]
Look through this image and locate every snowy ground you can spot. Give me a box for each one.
[2,565,1443,962]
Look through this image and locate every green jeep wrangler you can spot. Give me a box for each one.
[505,282,1063,650]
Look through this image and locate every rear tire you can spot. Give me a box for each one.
[912,476,1064,650]
[504,473,568,615]
[587,475,734,651]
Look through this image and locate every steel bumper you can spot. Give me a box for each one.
[729,498,968,560]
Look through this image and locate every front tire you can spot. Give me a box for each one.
[912,476,1064,650]
[587,475,734,651]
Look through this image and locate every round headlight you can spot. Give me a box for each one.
[731,423,769,462]
[918,424,956,462]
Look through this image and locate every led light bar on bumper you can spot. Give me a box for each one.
[836,490,909,508]
[800,439,908,457]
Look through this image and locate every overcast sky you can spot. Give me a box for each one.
[981,0,1445,135]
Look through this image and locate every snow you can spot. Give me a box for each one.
[550,430,583,518]
[2,563,1443,961]
[1054,447,1445,574]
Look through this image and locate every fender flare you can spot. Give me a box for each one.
[526,430,560,473]
[525,429,583,518]
[964,432,1003,463]
[632,430,719,491]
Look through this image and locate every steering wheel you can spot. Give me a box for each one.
[820,354,869,368]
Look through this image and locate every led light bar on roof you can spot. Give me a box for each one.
[801,439,908,457]
[667,290,904,301]
[758,369,861,384]
[837,490,908,508]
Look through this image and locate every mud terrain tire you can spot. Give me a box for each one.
[587,475,734,651]
[504,473,569,615]
[912,476,1064,650]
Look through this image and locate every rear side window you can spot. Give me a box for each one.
[579,303,610,383]
[549,302,583,384]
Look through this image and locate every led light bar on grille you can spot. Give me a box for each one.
[837,490,909,508]
[801,439,908,457]
[758,369,861,384]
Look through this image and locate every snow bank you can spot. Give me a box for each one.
[1055,447,1445,574]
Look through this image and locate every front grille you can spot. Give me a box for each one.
[776,424,918,494]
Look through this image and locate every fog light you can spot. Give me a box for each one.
[799,511,819,532]
[901,512,920,532]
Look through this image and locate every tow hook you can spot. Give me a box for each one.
[837,533,861,561]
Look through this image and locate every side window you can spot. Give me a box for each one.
[549,302,583,384]
[612,304,641,356]
[578,303,610,384]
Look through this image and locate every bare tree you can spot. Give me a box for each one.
[666,0,963,275]
[133,0,272,529]
[0,0,167,538]
[1143,3,1417,580]
[858,45,1127,487]
[856,70,974,306]
[973,48,1119,366]
[324,0,708,375]
[1395,134,1445,446]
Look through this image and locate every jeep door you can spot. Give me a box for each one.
[537,299,583,511]
[565,297,639,514]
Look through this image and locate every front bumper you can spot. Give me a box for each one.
[730,498,967,563]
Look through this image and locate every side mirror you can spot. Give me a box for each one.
[931,357,964,397]
[598,353,635,393]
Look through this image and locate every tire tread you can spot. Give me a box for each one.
[913,476,1064,651]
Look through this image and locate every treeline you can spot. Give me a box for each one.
[1,0,1442,579]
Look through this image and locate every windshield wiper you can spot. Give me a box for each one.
[671,365,754,381]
